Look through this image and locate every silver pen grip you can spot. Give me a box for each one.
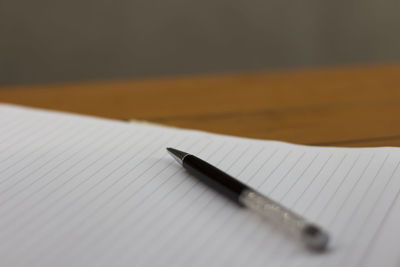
[239,189,329,251]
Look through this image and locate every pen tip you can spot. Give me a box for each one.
[166,147,189,165]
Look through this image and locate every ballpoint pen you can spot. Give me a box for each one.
[167,147,329,251]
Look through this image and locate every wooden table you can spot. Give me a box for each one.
[1,65,400,147]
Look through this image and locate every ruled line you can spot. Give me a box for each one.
[0,126,133,234]
[135,144,250,266]
[282,152,321,203]
[120,144,244,265]
[233,151,331,266]
[0,118,69,169]
[258,150,292,188]
[0,126,140,214]
[183,149,311,266]
[178,146,268,265]
[0,121,105,197]
[26,136,199,266]
[301,153,347,213]
[281,154,350,267]
[0,130,165,248]
[109,144,238,266]
[0,119,77,179]
[246,148,279,185]
[326,154,375,228]
[63,139,219,266]
[268,152,306,194]
[0,112,71,152]
[356,159,400,267]
[329,154,390,267]
[338,154,389,236]
[0,113,23,131]
[0,124,106,207]
[315,154,361,220]
[30,137,213,266]
[0,115,43,148]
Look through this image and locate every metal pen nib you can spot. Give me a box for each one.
[167,147,189,165]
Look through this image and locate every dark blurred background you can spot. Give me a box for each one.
[1,0,399,86]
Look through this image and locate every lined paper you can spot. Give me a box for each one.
[1,104,400,267]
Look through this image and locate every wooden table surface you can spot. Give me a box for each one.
[1,65,400,147]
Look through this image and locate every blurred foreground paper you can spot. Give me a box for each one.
[1,104,400,267]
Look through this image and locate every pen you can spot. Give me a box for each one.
[167,147,329,251]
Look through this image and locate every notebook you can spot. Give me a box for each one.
[1,103,400,267]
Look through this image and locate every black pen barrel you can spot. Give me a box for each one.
[182,155,249,204]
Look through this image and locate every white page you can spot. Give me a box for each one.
[1,104,400,267]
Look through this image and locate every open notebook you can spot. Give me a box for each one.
[1,104,400,267]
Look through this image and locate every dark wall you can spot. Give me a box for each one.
[1,0,399,86]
